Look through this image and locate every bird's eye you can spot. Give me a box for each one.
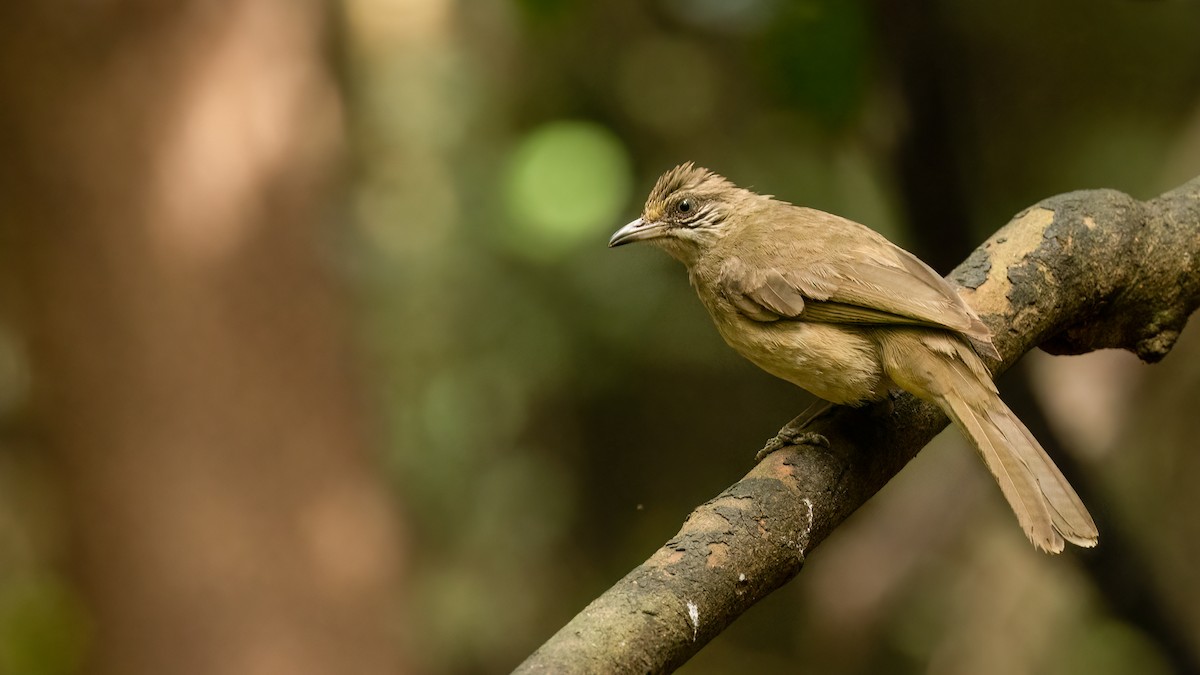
[677,199,693,215]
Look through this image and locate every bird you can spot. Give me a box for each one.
[608,163,1097,553]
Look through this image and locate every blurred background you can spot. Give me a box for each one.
[1,0,1199,673]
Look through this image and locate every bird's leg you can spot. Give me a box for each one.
[755,402,834,462]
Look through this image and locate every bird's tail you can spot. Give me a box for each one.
[882,332,1098,553]
[940,384,1098,553]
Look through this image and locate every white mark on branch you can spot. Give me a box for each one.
[686,600,700,641]
[798,498,814,558]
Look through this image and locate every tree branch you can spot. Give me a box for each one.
[516,177,1200,674]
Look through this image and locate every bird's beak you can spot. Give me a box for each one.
[608,218,668,247]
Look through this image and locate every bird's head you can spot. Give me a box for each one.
[609,163,760,264]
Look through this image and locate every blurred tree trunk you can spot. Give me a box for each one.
[0,3,406,675]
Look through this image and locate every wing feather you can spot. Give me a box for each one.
[714,207,999,360]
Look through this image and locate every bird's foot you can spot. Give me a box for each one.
[755,429,830,462]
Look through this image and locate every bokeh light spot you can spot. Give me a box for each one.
[504,121,632,260]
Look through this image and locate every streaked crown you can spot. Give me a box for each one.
[643,162,741,223]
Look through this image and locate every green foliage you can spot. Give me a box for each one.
[759,0,872,128]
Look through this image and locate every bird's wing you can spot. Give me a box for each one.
[719,266,808,321]
[715,233,1000,359]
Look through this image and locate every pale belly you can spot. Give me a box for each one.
[714,317,887,405]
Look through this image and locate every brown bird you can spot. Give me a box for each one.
[609,163,1097,553]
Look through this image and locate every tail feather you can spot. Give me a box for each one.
[987,409,1098,547]
[943,395,1066,552]
[880,331,1098,553]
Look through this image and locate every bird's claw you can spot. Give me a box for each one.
[755,430,830,462]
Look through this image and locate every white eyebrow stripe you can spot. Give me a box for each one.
[691,203,721,228]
